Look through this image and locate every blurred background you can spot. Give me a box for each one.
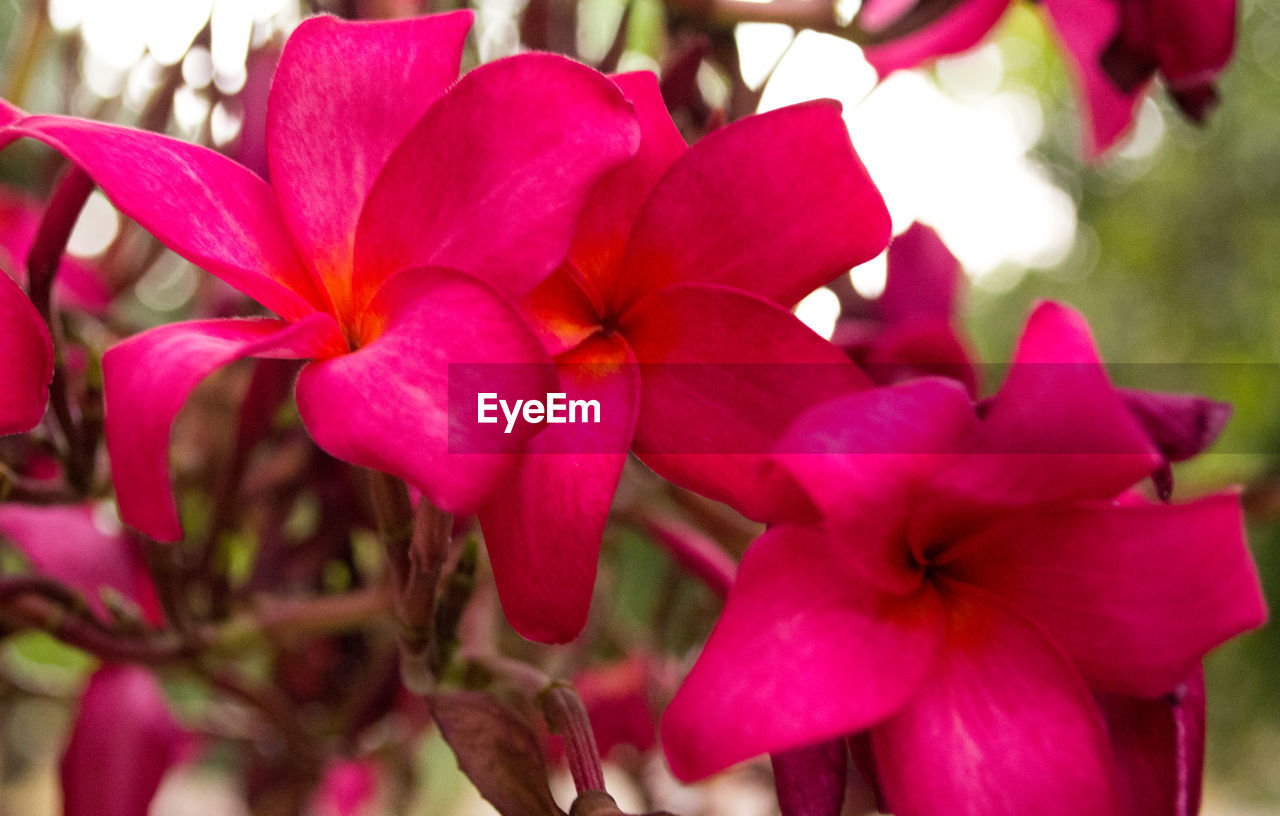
[0,0,1277,813]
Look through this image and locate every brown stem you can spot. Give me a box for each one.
[364,470,452,692]
[0,592,193,664]
[541,683,607,794]
[25,166,96,491]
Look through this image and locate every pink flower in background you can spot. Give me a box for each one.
[62,664,197,816]
[858,0,1236,156]
[310,759,380,816]
[480,70,888,641]
[661,302,1266,814]
[0,12,640,541]
[833,222,978,393]
[0,188,112,313]
[0,503,163,625]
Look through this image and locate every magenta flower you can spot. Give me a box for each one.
[837,224,1229,498]
[0,503,164,625]
[661,302,1265,814]
[0,12,640,541]
[62,664,196,816]
[0,264,51,435]
[833,222,978,393]
[478,71,889,641]
[858,0,1235,156]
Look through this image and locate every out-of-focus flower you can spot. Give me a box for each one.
[833,222,977,393]
[0,503,164,625]
[480,71,888,642]
[1,12,640,542]
[0,189,112,314]
[309,759,380,816]
[62,664,197,816]
[857,0,1235,157]
[662,302,1265,815]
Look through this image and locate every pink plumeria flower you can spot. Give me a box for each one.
[662,302,1265,814]
[62,664,198,816]
[858,0,1235,157]
[0,12,639,542]
[478,71,889,641]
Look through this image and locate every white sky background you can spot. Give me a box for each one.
[47,0,1163,332]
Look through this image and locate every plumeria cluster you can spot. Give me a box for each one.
[0,6,1265,816]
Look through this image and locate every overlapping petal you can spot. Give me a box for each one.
[1,117,325,320]
[0,268,52,434]
[267,11,472,317]
[932,302,1158,516]
[351,53,640,309]
[662,525,946,781]
[476,332,640,643]
[625,283,869,519]
[614,100,889,311]
[104,313,346,541]
[1098,670,1206,816]
[296,267,556,515]
[768,380,976,591]
[942,494,1265,696]
[871,582,1120,816]
[568,70,686,302]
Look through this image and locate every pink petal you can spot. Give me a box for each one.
[0,191,112,313]
[661,524,946,781]
[519,266,606,357]
[871,581,1121,816]
[624,283,869,520]
[857,0,917,32]
[933,301,1159,512]
[296,267,556,515]
[104,314,346,541]
[0,504,163,625]
[861,0,1012,76]
[1150,0,1234,87]
[3,117,326,320]
[267,11,471,320]
[569,70,686,307]
[1042,0,1145,158]
[877,223,961,325]
[311,759,380,816]
[768,379,977,591]
[351,53,640,310]
[942,493,1266,697]
[614,100,889,311]
[62,665,194,816]
[1098,669,1205,816]
[771,740,849,816]
[0,268,52,434]
[476,333,640,643]
[860,321,979,394]
[1120,388,1231,463]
